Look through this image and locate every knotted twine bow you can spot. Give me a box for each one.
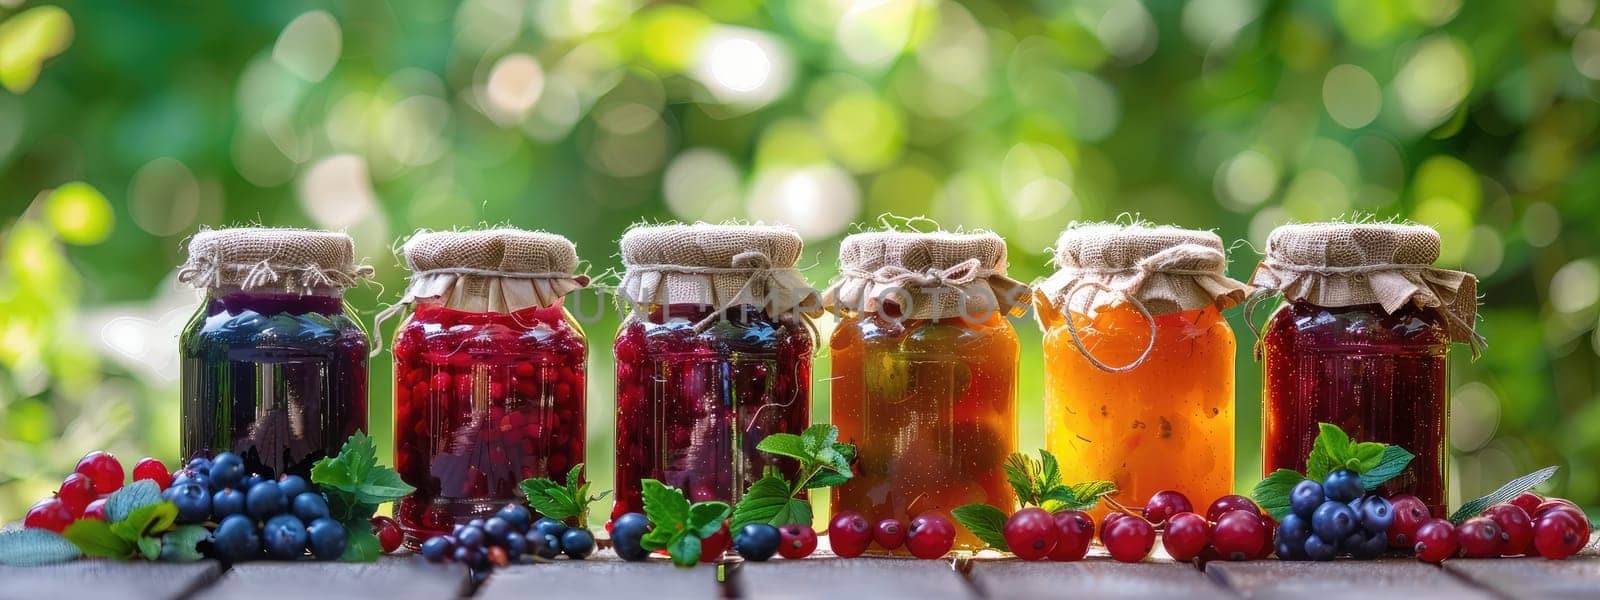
[838,256,1000,310]
[623,250,820,335]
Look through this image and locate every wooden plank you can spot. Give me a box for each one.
[191,556,467,600]
[732,557,976,600]
[0,561,221,600]
[970,559,1233,600]
[1206,560,1495,600]
[1445,556,1600,600]
[478,551,724,600]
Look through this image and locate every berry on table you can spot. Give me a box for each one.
[276,475,310,499]
[1358,496,1395,532]
[700,524,730,563]
[1510,492,1544,516]
[534,517,569,539]
[164,483,212,524]
[213,488,247,518]
[56,473,96,515]
[828,511,873,559]
[1162,512,1211,562]
[611,512,652,562]
[504,533,528,562]
[1100,511,1129,540]
[24,498,74,533]
[735,523,781,561]
[873,518,906,550]
[186,457,212,475]
[420,536,454,562]
[308,518,349,560]
[561,528,596,560]
[530,532,562,560]
[262,514,309,560]
[487,546,510,568]
[1388,494,1431,549]
[483,517,514,544]
[905,514,956,560]
[1003,508,1059,561]
[1289,480,1324,519]
[1311,501,1357,542]
[132,457,172,490]
[1212,510,1270,561]
[494,504,533,533]
[1049,510,1094,562]
[371,516,403,554]
[75,451,125,494]
[245,481,288,519]
[81,498,107,521]
[292,493,330,522]
[209,452,246,489]
[1481,503,1533,557]
[1302,534,1337,561]
[1206,496,1261,522]
[458,525,487,550]
[1142,490,1194,526]
[213,514,262,563]
[1457,516,1503,558]
[778,524,818,559]
[1413,518,1457,563]
[1102,514,1155,563]
[1534,511,1587,560]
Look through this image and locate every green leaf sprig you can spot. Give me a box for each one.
[952,450,1117,552]
[1251,423,1415,520]
[519,463,610,529]
[639,479,731,567]
[59,480,199,562]
[729,425,856,532]
[311,431,417,562]
[1450,466,1560,523]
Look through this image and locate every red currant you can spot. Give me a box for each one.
[1457,516,1502,558]
[1388,494,1431,549]
[701,523,731,562]
[829,512,873,558]
[81,498,108,521]
[873,518,906,550]
[1535,499,1585,522]
[1481,503,1533,557]
[778,524,817,559]
[1162,512,1211,562]
[75,451,125,494]
[1102,515,1155,563]
[1250,513,1277,560]
[371,516,404,554]
[24,498,74,533]
[132,457,172,490]
[1049,510,1093,562]
[1099,511,1129,541]
[905,513,956,559]
[1205,495,1260,522]
[1510,492,1543,516]
[57,473,96,515]
[1414,518,1457,563]
[1534,511,1587,560]
[1212,510,1270,561]
[1002,508,1058,561]
[1142,490,1194,526]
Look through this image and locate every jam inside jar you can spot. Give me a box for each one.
[611,304,812,520]
[392,302,587,541]
[1262,300,1450,514]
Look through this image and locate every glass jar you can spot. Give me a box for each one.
[1261,300,1449,513]
[611,303,811,518]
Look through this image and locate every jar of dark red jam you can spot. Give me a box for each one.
[610,224,818,522]
[380,229,590,542]
[178,228,373,478]
[1252,223,1483,515]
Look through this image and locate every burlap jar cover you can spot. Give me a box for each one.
[1034,224,1250,372]
[1249,222,1484,354]
[822,231,1030,320]
[617,223,821,327]
[178,227,373,292]
[372,228,590,353]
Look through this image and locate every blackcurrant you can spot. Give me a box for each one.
[611,512,652,561]
[561,529,595,560]
[307,518,348,561]
[733,523,781,561]
[534,517,568,539]
[420,536,454,562]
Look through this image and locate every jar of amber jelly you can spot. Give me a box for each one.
[1034,224,1249,517]
[1251,223,1483,516]
[824,231,1028,553]
[610,224,818,522]
[377,229,591,542]
[178,227,373,478]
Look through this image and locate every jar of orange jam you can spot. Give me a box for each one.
[1034,225,1249,516]
[824,231,1030,553]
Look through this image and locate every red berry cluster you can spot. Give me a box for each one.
[1144,492,1274,563]
[1404,492,1592,563]
[25,452,168,532]
[828,512,957,559]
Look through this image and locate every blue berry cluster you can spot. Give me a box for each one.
[163,452,348,562]
[1276,469,1394,561]
[419,504,594,570]
[608,512,653,561]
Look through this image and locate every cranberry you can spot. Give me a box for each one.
[1205,495,1260,522]
[132,457,172,490]
[1142,490,1194,526]
[1534,511,1587,560]
[1212,510,1270,561]
[905,513,956,559]
[1049,510,1094,562]
[777,524,817,559]
[828,511,873,558]
[873,518,906,549]
[1457,516,1502,558]
[57,473,96,515]
[1388,494,1431,549]
[1162,512,1211,561]
[1099,511,1129,541]
[1510,492,1543,516]
[1413,518,1457,563]
[372,516,404,554]
[701,523,731,562]
[1481,503,1533,557]
[1535,499,1585,521]
[75,451,125,494]
[24,498,74,533]
[1102,514,1155,563]
[1002,508,1058,561]
[81,498,108,521]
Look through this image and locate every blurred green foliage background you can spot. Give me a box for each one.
[3,0,1599,524]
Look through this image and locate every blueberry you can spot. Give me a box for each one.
[1359,496,1394,532]
[1322,469,1363,503]
[171,471,210,490]
[483,517,513,544]
[733,523,780,561]
[1303,534,1337,561]
[504,532,527,562]
[165,483,212,524]
[1277,514,1311,544]
[240,473,264,490]
[210,452,245,489]
[611,512,651,562]
[420,536,454,562]
[1312,501,1358,542]
[1355,530,1388,559]
[212,488,247,519]
[1276,537,1308,561]
[186,457,213,475]
[262,514,308,560]
[1290,480,1325,519]
[246,481,289,519]
[458,525,486,549]
[531,533,561,560]
[454,546,487,569]
[292,492,331,522]
[276,475,310,499]
[213,514,260,563]
[307,518,347,561]
[494,504,533,533]
[533,517,568,538]
[468,518,486,530]
[561,529,595,560]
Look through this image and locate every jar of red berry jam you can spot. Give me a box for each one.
[610,224,819,521]
[1251,223,1483,515]
[377,229,591,542]
[823,231,1029,553]
[178,227,374,478]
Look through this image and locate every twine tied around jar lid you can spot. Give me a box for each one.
[616,223,822,333]
[370,228,591,355]
[1245,222,1486,357]
[177,227,375,292]
[822,230,1030,321]
[1035,223,1250,373]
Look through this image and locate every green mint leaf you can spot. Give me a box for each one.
[0,528,82,566]
[1351,442,1386,473]
[111,502,179,542]
[1039,451,1062,492]
[353,468,416,505]
[521,478,582,520]
[64,519,136,559]
[1360,446,1415,490]
[668,534,701,567]
[105,480,163,523]
[1306,423,1352,480]
[1002,453,1038,506]
[730,471,792,531]
[1251,469,1306,521]
[756,433,807,462]
[138,536,162,561]
[688,502,733,538]
[159,525,209,563]
[341,528,381,562]
[951,504,1009,552]
[1044,481,1119,511]
[640,479,692,552]
[806,470,850,489]
[312,431,379,495]
[1450,466,1560,524]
